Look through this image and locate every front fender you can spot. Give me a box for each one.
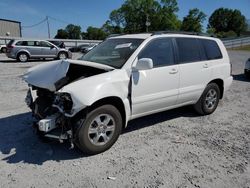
[59,69,130,116]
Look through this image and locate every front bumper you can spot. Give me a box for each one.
[6,52,16,59]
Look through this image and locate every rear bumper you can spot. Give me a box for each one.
[224,76,233,92]
[6,51,16,59]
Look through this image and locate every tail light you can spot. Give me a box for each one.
[7,45,14,49]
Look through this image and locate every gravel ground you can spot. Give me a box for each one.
[0,51,249,188]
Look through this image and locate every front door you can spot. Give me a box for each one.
[39,41,57,58]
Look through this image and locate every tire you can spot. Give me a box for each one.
[194,83,220,115]
[76,105,122,155]
[57,52,68,60]
[1,47,7,53]
[17,52,29,62]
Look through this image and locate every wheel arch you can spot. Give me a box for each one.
[16,50,31,58]
[88,96,127,129]
[208,79,224,99]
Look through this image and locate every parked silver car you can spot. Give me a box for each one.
[6,39,72,62]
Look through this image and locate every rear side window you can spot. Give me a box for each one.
[16,41,39,46]
[138,38,175,68]
[200,39,222,60]
[175,38,201,63]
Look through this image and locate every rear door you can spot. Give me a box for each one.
[175,37,211,104]
[28,41,42,57]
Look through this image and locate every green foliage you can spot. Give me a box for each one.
[181,8,206,33]
[65,24,82,39]
[55,24,81,39]
[108,0,181,33]
[82,27,107,40]
[55,29,69,39]
[216,30,237,38]
[208,8,247,36]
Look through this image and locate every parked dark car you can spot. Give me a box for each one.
[48,40,66,48]
[69,44,96,52]
[81,44,98,54]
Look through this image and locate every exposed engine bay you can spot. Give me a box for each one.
[25,62,110,145]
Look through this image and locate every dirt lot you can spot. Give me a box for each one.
[0,51,249,188]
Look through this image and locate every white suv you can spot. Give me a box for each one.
[24,33,233,154]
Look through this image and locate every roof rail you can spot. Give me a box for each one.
[152,31,210,37]
[106,33,124,39]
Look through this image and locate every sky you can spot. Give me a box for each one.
[0,0,249,38]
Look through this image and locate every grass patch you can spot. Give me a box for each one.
[230,45,250,51]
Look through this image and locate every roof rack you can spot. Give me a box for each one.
[106,34,124,39]
[151,31,210,37]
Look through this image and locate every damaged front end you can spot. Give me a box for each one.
[23,59,114,146]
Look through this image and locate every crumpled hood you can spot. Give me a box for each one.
[23,59,114,91]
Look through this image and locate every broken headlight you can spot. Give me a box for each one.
[54,93,73,114]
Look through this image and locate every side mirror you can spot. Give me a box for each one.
[134,58,153,71]
[50,45,55,49]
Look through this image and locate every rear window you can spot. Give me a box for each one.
[176,38,201,63]
[7,40,15,47]
[200,39,222,60]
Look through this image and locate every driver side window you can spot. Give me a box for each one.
[138,38,175,68]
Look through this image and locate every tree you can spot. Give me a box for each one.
[65,24,82,39]
[55,29,69,39]
[83,26,107,40]
[107,0,181,34]
[181,8,206,33]
[208,8,247,36]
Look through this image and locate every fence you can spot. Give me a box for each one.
[222,37,250,49]
[1,36,250,49]
[0,36,102,48]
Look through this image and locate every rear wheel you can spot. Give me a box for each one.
[17,52,29,62]
[76,105,122,155]
[1,47,7,53]
[194,83,220,115]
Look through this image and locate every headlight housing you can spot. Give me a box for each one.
[54,92,73,113]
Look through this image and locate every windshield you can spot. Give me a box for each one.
[80,38,144,68]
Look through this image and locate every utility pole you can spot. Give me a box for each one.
[145,14,151,33]
[46,16,51,38]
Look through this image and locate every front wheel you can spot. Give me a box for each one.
[76,105,122,155]
[57,52,68,60]
[194,83,220,115]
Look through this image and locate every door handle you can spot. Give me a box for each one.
[203,63,208,68]
[169,68,178,74]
